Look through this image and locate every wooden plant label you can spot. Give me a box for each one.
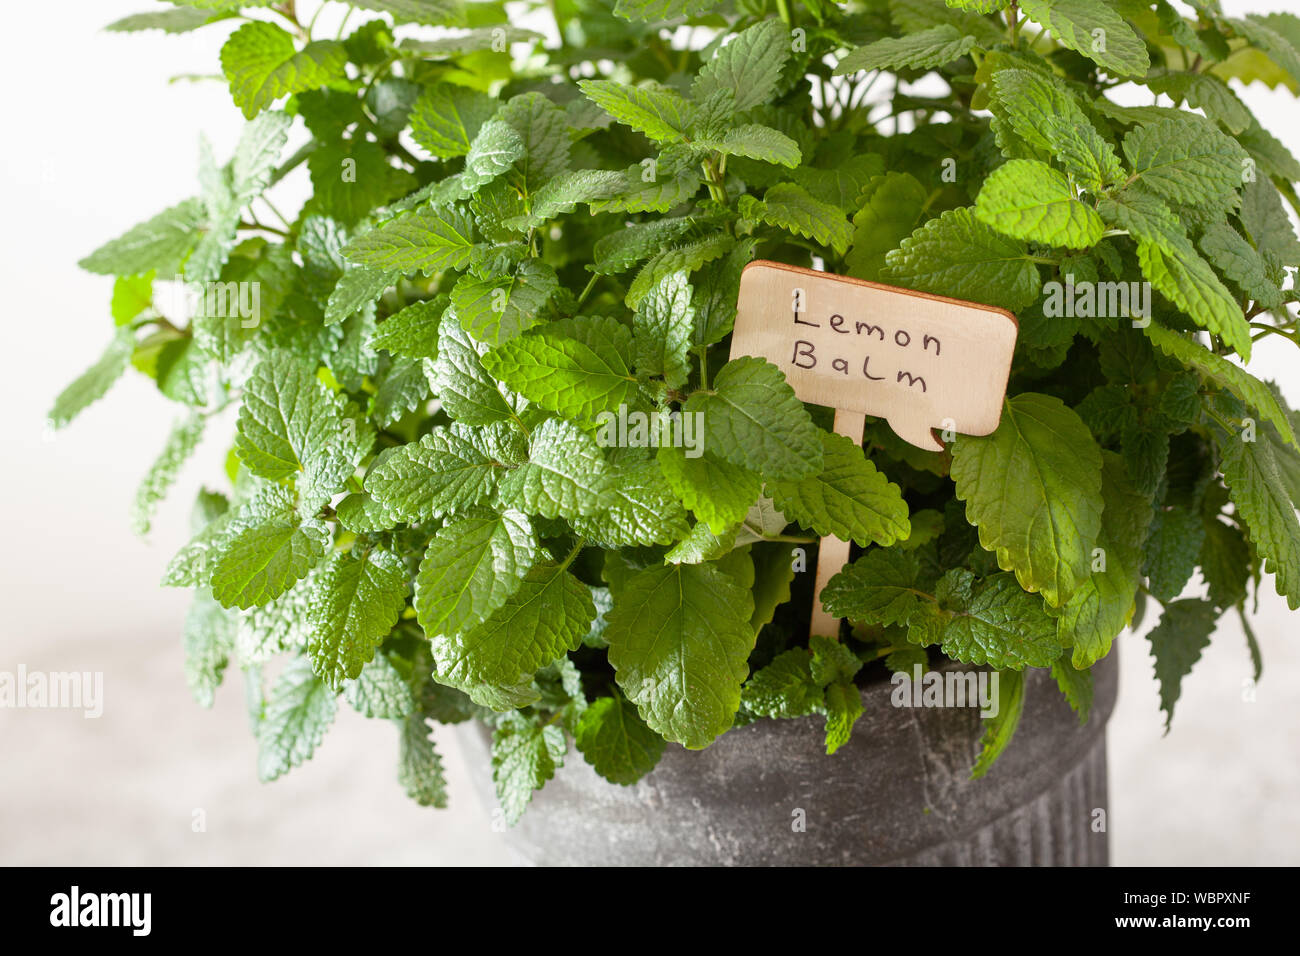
[729,260,1018,637]
[731,260,1018,452]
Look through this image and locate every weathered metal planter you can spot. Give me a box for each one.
[459,652,1116,866]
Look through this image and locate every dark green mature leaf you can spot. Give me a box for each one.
[741,649,823,718]
[821,547,927,625]
[575,695,665,785]
[836,25,976,75]
[605,562,756,749]
[952,393,1104,607]
[692,19,791,113]
[497,417,612,520]
[971,670,1023,778]
[1143,506,1205,603]
[1019,0,1149,76]
[1220,424,1300,610]
[1147,599,1217,729]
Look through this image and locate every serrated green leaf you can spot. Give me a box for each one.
[971,669,1023,778]
[578,79,695,143]
[409,83,498,159]
[626,233,734,308]
[257,657,338,781]
[613,0,722,20]
[414,509,536,637]
[698,125,801,168]
[657,446,761,534]
[1220,423,1300,609]
[432,561,595,686]
[491,715,564,824]
[951,393,1104,607]
[210,512,330,610]
[846,171,928,281]
[371,297,444,358]
[821,547,926,625]
[741,648,823,718]
[365,428,501,522]
[1019,0,1149,77]
[633,271,694,388]
[308,548,407,685]
[325,265,400,326]
[1123,117,1249,211]
[344,651,416,718]
[452,258,559,344]
[342,205,478,274]
[823,680,863,755]
[606,561,756,748]
[684,356,823,481]
[132,414,205,535]
[739,183,853,255]
[835,24,976,75]
[497,417,612,519]
[78,199,207,277]
[769,431,911,548]
[884,206,1042,311]
[571,458,691,547]
[975,159,1106,248]
[47,329,135,430]
[1147,599,1217,729]
[220,21,346,119]
[574,694,665,785]
[692,19,791,113]
[429,311,514,424]
[183,589,234,708]
[398,715,449,807]
[1143,505,1205,603]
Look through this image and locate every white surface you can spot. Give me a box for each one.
[0,0,1297,866]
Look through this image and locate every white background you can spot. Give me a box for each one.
[0,0,1296,865]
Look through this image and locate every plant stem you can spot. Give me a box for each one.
[775,0,793,28]
[575,272,599,309]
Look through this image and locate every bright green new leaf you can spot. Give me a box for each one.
[220,21,346,119]
[975,159,1106,248]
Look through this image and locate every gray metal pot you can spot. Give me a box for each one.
[458,652,1117,865]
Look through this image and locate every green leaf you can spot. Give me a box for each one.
[697,125,801,167]
[1143,325,1293,446]
[1147,599,1217,729]
[344,652,415,718]
[1123,117,1250,211]
[257,657,338,781]
[920,573,1061,669]
[325,265,400,326]
[884,206,1042,311]
[371,297,443,359]
[657,446,762,534]
[810,634,863,685]
[571,459,691,547]
[990,68,1123,192]
[821,547,926,625]
[692,19,791,113]
[1052,655,1094,724]
[577,79,695,143]
[307,548,407,685]
[398,715,449,808]
[497,418,612,520]
[633,271,694,389]
[78,199,206,276]
[739,183,853,255]
[47,329,135,430]
[498,92,571,195]
[1143,505,1205,603]
[342,205,478,275]
[1147,71,1252,135]
[503,170,628,229]
[835,25,976,75]
[365,428,500,522]
[107,7,227,32]
[220,21,346,119]
[235,351,358,509]
[491,715,565,824]
[132,414,205,535]
[683,356,823,481]
[409,83,497,159]
[1060,451,1153,668]
[846,172,928,281]
[574,694,665,785]
[769,431,911,547]
[823,681,863,756]
[741,649,823,718]
[1220,424,1300,609]
[626,233,734,308]
[210,511,330,610]
[605,561,756,749]
[971,670,1023,778]
[430,313,514,424]
[307,140,416,226]
[975,159,1106,248]
[413,509,537,637]
[432,561,595,686]
[593,216,699,276]
[613,0,722,21]
[452,259,559,345]
[484,316,639,423]
[1198,222,1283,310]
[183,589,234,708]
[462,118,526,191]
[1200,519,1251,611]
[1018,0,1150,77]
[346,0,467,27]
[951,393,1104,607]
[371,356,432,427]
